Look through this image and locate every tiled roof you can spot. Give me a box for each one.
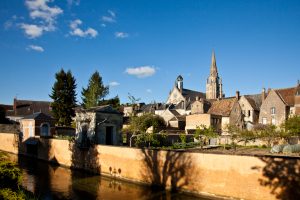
[244,94,262,111]
[22,112,54,120]
[207,97,237,116]
[275,87,296,106]
[8,99,52,117]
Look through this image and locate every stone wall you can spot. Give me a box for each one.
[0,132,299,200]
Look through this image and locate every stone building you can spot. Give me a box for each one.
[238,92,263,130]
[74,105,123,146]
[206,51,224,100]
[20,112,55,140]
[259,83,299,126]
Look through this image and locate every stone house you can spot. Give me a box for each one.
[207,97,243,133]
[74,105,123,146]
[159,109,186,129]
[20,112,56,140]
[259,84,299,126]
[185,114,222,133]
[238,92,262,130]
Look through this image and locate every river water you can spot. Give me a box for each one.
[6,153,211,200]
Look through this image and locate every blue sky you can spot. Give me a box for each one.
[0,0,300,105]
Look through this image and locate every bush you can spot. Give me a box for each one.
[0,188,25,200]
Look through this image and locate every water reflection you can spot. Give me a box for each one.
[10,154,208,200]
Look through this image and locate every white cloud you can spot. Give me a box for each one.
[146,89,152,93]
[27,44,44,52]
[20,0,63,38]
[125,66,156,78]
[115,32,129,38]
[69,19,98,38]
[25,0,63,23]
[20,23,44,38]
[109,81,120,87]
[101,10,116,23]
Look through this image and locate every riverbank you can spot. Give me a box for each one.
[0,132,299,200]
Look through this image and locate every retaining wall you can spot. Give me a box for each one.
[0,132,298,200]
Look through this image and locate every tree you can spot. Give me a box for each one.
[98,96,120,110]
[281,115,300,136]
[81,71,109,108]
[194,125,218,149]
[49,69,77,126]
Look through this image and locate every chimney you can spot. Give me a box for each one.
[262,88,266,101]
[196,96,199,101]
[13,98,17,115]
[235,91,240,100]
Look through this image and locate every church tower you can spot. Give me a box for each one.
[206,50,223,99]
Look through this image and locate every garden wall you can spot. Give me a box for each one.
[0,132,298,200]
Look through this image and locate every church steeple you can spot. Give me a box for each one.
[210,50,218,76]
[206,50,223,99]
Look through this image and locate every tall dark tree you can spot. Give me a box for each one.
[81,71,109,108]
[49,69,77,126]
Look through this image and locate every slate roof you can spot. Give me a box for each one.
[207,97,237,116]
[22,112,54,120]
[7,99,52,117]
[182,88,206,101]
[275,87,296,106]
[244,94,262,111]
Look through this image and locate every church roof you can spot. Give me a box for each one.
[182,88,206,101]
[210,50,218,76]
[207,97,237,116]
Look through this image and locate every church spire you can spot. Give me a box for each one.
[210,50,218,76]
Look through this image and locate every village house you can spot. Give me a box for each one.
[238,92,262,130]
[20,112,56,140]
[74,105,123,147]
[259,82,300,126]
[6,98,52,122]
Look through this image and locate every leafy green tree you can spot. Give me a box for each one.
[50,69,77,126]
[127,113,165,134]
[81,71,109,108]
[98,96,120,110]
[194,125,218,149]
[281,115,300,136]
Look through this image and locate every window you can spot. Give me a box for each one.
[271,118,276,125]
[262,118,267,125]
[248,110,251,117]
[271,107,276,114]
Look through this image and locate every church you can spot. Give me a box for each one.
[166,50,224,111]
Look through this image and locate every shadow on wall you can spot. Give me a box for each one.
[69,140,101,174]
[140,148,194,192]
[252,157,300,200]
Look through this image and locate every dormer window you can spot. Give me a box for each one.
[271,107,276,115]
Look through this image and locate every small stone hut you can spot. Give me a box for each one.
[74,105,123,146]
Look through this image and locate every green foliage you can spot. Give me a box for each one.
[128,113,165,134]
[98,96,120,110]
[135,133,160,147]
[194,125,218,148]
[0,188,26,200]
[81,71,109,109]
[179,133,186,144]
[49,69,77,126]
[0,161,22,190]
[281,116,300,136]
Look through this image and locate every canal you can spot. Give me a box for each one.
[7,153,212,200]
